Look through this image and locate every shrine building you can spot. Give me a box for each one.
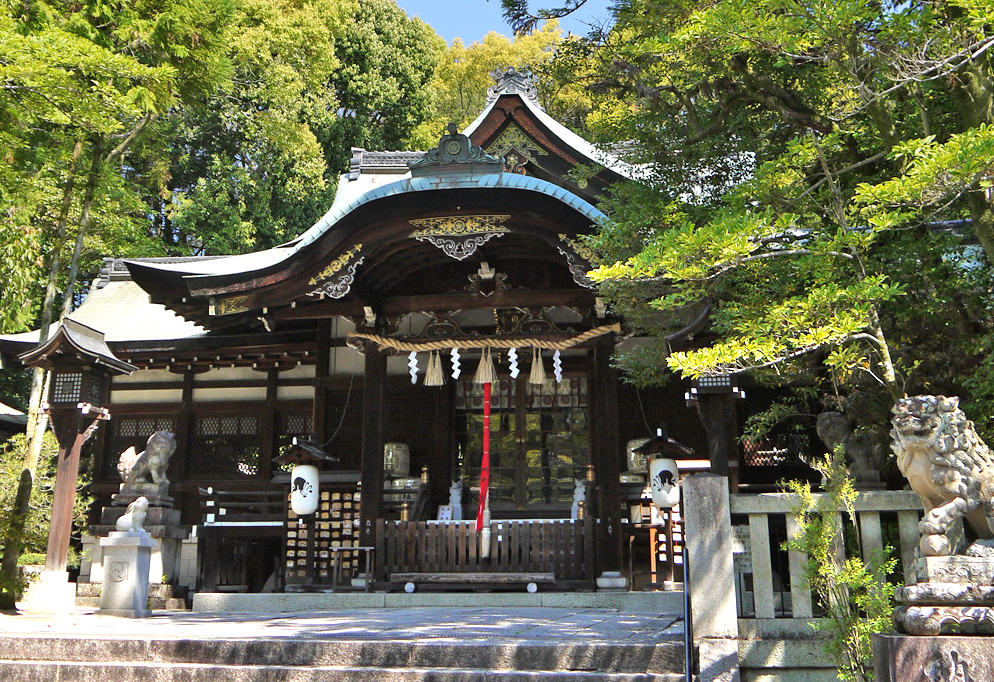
[0,70,818,595]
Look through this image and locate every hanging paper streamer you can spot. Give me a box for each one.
[408,351,419,384]
[425,351,445,386]
[450,347,461,379]
[529,347,546,385]
[508,347,519,379]
[553,350,563,383]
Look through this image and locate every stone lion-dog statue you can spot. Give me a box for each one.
[891,395,994,556]
[118,431,177,489]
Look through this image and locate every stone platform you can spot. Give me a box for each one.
[874,633,994,682]
[0,606,685,681]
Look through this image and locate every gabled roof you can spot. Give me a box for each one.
[465,67,637,182]
[18,318,136,374]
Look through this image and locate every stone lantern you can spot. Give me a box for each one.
[18,318,135,614]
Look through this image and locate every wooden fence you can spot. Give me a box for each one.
[374,518,596,588]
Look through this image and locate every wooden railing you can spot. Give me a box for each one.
[728,490,922,620]
[374,518,596,588]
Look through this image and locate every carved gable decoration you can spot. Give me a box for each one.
[409,215,510,261]
[486,124,548,173]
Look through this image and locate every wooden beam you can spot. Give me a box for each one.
[312,319,331,444]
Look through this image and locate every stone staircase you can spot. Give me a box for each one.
[75,582,190,610]
[0,634,685,681]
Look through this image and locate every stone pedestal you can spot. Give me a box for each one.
[874,633,994,681]
[111,482,172,507]
[97,530,157,617]
[595,570,628,591]
[87,505,189,585]
[22,570,77,616]
[894,556,994,635]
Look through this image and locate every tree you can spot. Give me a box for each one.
[137,0,445,256]
[409,21,592,146]
[0,0,234,605]
[571,0,994,425]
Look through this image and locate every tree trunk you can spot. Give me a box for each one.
[61,137,104,319]
[0,137,84,603]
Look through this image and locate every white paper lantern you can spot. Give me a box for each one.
[648,457,680,509]
[289,464,320,516]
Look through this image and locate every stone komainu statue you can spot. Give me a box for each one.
[891,395,994,556]
[118,431,177,488]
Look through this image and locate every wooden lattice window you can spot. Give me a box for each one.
[101,414,179,480]
[189,413,260,479]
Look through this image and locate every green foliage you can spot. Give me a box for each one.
[570,0,994,416]
[785,451,897,682]
[0,432,91,568]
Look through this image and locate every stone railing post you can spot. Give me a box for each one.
[684,473,741,682]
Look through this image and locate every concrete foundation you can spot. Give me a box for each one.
[21,571,77,616]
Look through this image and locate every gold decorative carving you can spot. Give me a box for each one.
[486,124,548,165]
[309,244,363,286]
[213,295,250,316]
[409,215,510,238]
[409,215,511,261]
[558,234,596,261]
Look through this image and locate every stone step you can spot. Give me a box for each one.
[0,636,684,674]
[0,661,684,681]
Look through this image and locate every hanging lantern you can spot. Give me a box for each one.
[529,347,546,385]
[648,457,680,509]
[425,351,445,386]
[289,464,320,516]
[474,347,497,384]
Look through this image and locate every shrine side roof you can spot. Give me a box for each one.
[0,279,205,350]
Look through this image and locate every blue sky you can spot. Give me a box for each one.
[394,0,615,44]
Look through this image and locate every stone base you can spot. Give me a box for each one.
[111,482,172,507]
[98,530,157,618]
[595,571,628,591]
[874,633,994,682]
[912,555,994,585]
[897,582,994,604]
[101,505,180,527]
[21,571,77,616]
[894,604,994,635]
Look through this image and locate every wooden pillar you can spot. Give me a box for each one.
[312,319,331,443]
[174,371,194,520]
[260,369,278,479]
[429,383,452,510]
[359,345,387,548]
[591,335,624,577]
[45,410,91,573]
[696,394,737,476]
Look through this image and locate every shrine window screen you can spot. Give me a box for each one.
[102,414,179,481]
[189,412,261,479]
[274,411,314,472]
[454,376,588,512]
